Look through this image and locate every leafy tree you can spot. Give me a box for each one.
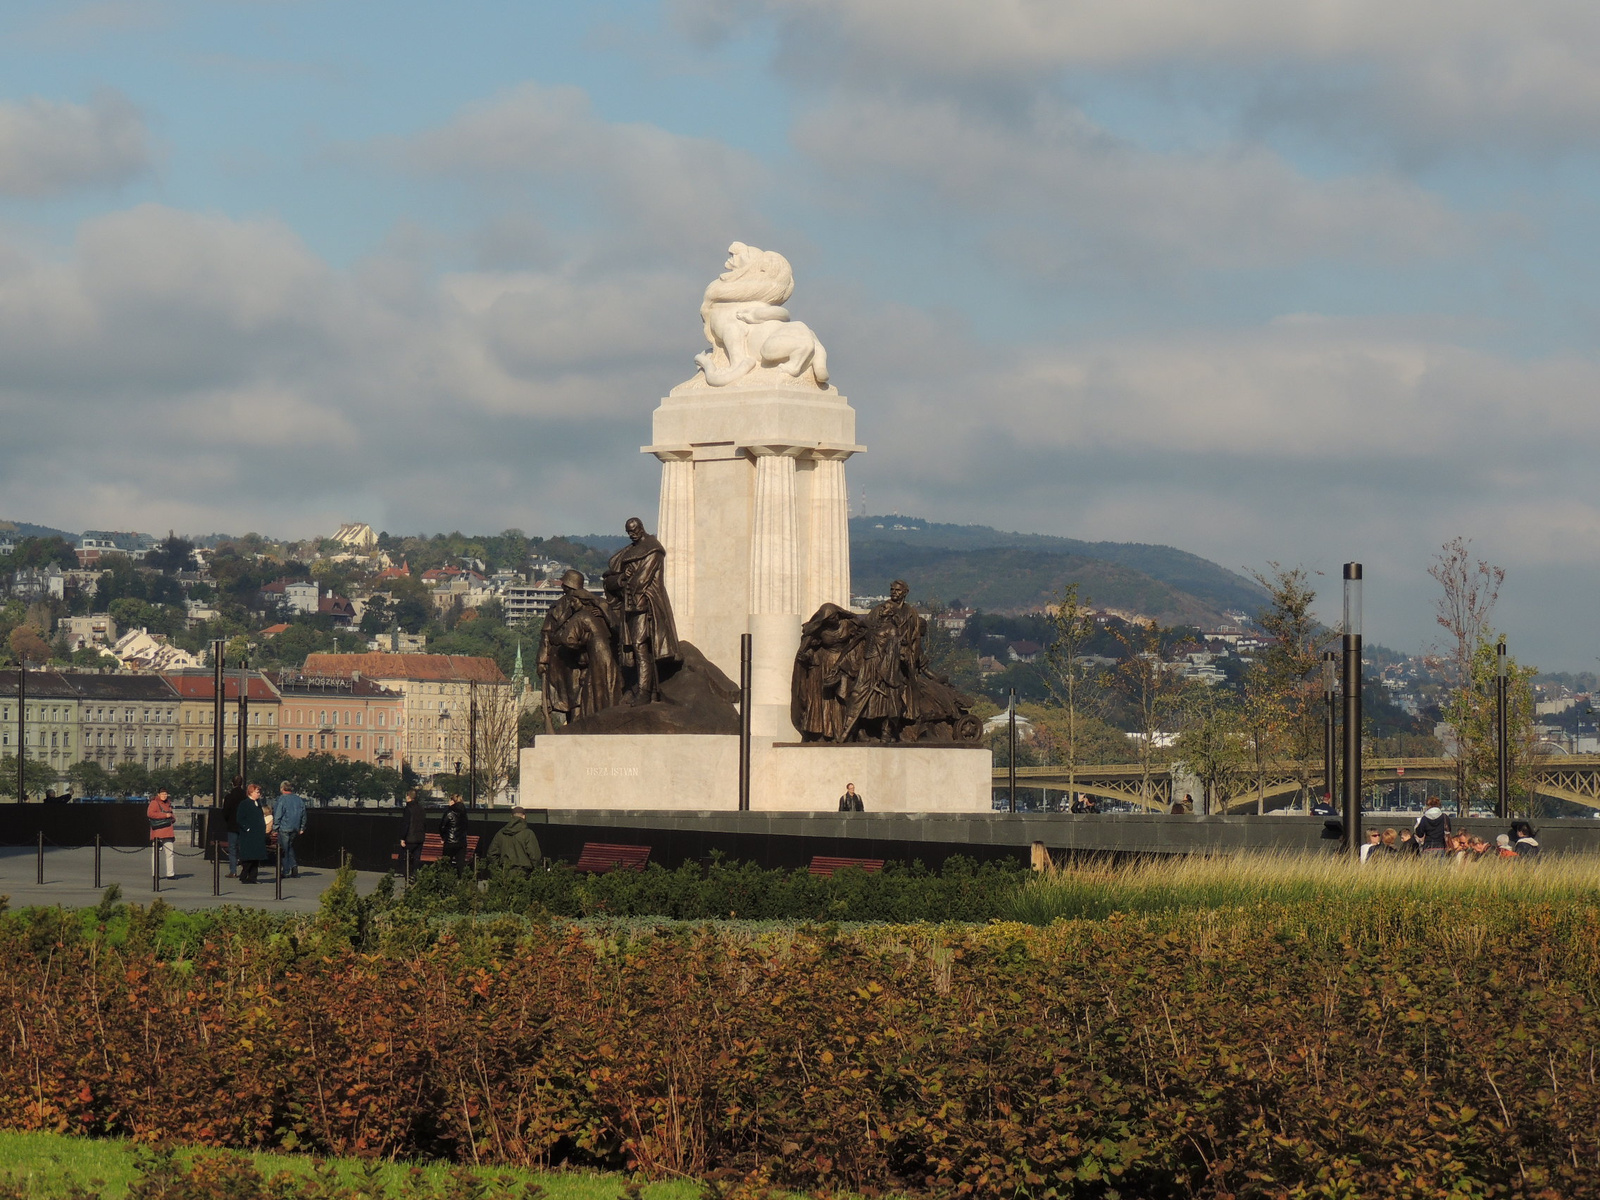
[109,761,154,797]
[145,534,197,574]
[1444,634,1539,816]
[67,759,113,797]
[1246,564,1333,812]
[1108,619,1188,808]
[0,754,56,799]
[1176,686,1248,814]
[8,624,50,666]
[1430,539,1505,815]
[1040,583,1103,806]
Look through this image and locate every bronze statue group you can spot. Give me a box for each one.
[537,521,978,744]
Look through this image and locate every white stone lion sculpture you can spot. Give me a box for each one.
[692,242,829,388]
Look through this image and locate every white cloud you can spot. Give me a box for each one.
[795,93,1463,275]
[679,0,1600,151]
[393,81,769,265]
[0,90,151,197]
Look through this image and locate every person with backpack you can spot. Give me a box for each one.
[1510,819,1541,860]
[1414,805,1452,859]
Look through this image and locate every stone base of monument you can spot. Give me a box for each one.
[518,736,992,813]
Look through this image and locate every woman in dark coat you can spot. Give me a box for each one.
[236,783,268,883]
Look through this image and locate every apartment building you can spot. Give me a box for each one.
[1,669,82,782]
[163,671,283,764]
[301,652,508,775]
[273,672,405,764]
[70,675,182,771]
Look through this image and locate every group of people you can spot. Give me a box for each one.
[397,789,544,876]
[219,776,308,884]
[1360,806,1542,863]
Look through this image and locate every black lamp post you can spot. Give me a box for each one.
[237,655,249,786]
[1007,688,1018,813]
[1322,651,1337,814]
[15,659,26,803]
[1341,564,1363,855]
[211,641,225,809]
[1496,639,1509,819]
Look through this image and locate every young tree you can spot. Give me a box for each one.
[470,680,524,802]
[1246,564,1333,812]
[1429,539,1504,815]
[1447,635,1539,815]
[1175,686,1248,814]
[1040,584,1103,806]
[1108,619,1188,808]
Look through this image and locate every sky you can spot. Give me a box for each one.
[2,1,1599,667]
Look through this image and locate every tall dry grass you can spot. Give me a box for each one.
[1007,849,1600,927]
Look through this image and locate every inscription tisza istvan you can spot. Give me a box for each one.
[586,766,641,777]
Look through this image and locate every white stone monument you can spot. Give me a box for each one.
[520,243,992,812]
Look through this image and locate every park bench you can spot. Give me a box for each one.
[574,842,652,873]
[392,832,480,869]
[808,855,885,877]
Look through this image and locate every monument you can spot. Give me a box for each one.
[518,243,992,811]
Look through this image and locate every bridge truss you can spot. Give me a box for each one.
[994,755,1600,813]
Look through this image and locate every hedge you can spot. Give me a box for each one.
[1,884,1598,1198]
[397,855,1026,923]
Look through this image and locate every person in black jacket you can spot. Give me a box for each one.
[838,783,864,812]
[439,794,469,874]
[401,790,427,878]
[221,775,245,878]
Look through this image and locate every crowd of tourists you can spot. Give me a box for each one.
[1360,806,1542,864]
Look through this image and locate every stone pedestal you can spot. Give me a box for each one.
[519,736,992,813]
[644,383,862,740]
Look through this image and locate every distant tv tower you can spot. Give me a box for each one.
[855,489,867,518]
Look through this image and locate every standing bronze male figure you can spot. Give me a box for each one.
[604,517,681,704]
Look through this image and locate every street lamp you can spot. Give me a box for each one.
[1496,639,1509,819]
[1342,564,1363,855]
[1322,650,1337,814]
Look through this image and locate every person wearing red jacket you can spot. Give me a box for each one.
[147,787,177,880]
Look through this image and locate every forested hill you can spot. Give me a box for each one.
[849,517,1269,623]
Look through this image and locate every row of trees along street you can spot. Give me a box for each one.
[959,541,1540,817]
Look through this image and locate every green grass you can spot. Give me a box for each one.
[0,1130,705,1199]
[1006,848,1600,924]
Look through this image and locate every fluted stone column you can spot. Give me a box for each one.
[806,450,852,617]
[747,446,803,738]
[654,449,696,644]
[749,449,800,615]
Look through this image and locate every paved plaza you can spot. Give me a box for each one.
[0,844,388,914]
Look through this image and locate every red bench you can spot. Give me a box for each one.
[574,842,651,873]
[393,832,480,868]
[808,855,885,877]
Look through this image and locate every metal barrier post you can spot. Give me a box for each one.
[275,839,283,901]
[152,839,159,893]
[36,831,43,886]
[94,834,101,890]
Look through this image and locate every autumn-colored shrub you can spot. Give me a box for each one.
[1,891,1598,1198]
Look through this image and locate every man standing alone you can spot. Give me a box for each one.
[838,783,864,812]
[273,782,308,879]
[487,807,542,874]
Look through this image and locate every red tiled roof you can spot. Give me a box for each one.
[161,672,281,702]
[301,652,506,684]
[259,623,291,637]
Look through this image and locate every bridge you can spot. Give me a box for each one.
[992,755,1600,813]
